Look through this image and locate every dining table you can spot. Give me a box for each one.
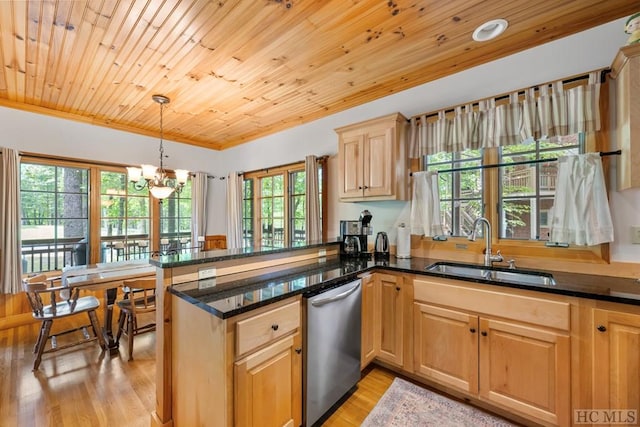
[62,260,156,355]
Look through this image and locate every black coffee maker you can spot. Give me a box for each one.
[339,210,373,258]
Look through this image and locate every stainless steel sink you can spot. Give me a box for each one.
[426,262,556,286]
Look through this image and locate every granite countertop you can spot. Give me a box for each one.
[169,255,640,319]
[148,240,342,268]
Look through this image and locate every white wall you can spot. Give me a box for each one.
[216,16,639,262]
[2,16,638,262]
[0,108,224,233]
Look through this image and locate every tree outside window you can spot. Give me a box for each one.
[20,163,89,273]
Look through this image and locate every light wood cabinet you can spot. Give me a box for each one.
[360,274,377,369]
[479,317,570,426]
[171,295,302,427]
[592,307,640,415]
[413,278,571,426]
[336,113,408,201]
[414,303,478,393]
[611,43,640,190]
[234,300,302,427]
[235,332,302,427]
[377,272,404,367]
[360,272,406,369]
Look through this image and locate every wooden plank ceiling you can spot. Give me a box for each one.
[0,0,636,151]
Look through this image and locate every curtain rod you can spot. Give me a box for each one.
[240,155,329,176]
[409,69,608,123]
[410,150,621,176]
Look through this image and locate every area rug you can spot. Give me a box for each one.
[361,378,518,427]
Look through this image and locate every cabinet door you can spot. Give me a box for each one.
[593,308,640,414]
[235,333,302,427]
[413,302,478,394]
[479,318,570,426]
[377,273,403,366]
[363,127,394,198]
[361,274,379,369]
[339,133,365,199]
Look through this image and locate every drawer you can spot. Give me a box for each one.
[414,278,570,331]
[236,301,300,356]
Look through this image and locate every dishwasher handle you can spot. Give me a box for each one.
[310,282,361,307]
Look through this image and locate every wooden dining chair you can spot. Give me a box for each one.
[23,275,106,371]
[116,277,157,361]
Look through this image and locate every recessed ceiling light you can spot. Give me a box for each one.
[472,19,509,42]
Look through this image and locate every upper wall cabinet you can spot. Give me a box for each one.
[336,113,409,201]
[611,44,640,190]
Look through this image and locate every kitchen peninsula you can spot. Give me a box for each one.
[149,241,640,427]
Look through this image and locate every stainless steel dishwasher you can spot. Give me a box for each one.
[303,279,362,427]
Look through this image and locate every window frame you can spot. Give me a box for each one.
[19,155,188,273]
[415,131,607,263]
[242,159,326,248]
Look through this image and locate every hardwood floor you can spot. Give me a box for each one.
[1,318,515,427]
[323,365,396,426]
[0,316,156,427]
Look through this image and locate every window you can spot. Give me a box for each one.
[425,149,483,237]
[289,170,306,246]
[259,174,285,249]
[242,160,324,248]
[20,162,89,273]
[423,134,582,242]
[20,157,191,273]
[100,170,150,262]
[499,135,582,240]
[160,180,192,252]
[242,179,254,248]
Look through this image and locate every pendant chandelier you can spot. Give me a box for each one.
[126,95,189,199]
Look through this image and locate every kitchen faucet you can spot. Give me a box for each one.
[468,217,503,267]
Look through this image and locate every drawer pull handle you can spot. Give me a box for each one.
[481,331,487,337]
[597,325,607,332]
[469,328,476,333]
[295,348,302,354]
[271,324,279,331]
[395,287,401,291]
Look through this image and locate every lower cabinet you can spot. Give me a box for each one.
[171,295,302,427]
[234,299,302,427]
[413,278,571,426]
[235,332,302,427]
[593,307,640,417]
[361,274,377,369]
[377,273,404,367]
[360,272,405,369]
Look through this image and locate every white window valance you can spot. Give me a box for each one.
[409,71,601,158]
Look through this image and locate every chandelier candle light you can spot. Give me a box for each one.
[127,94,189,199]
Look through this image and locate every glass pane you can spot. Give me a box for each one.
[101,218,126,237]
[21,164,55,191]
[58,219,88,239]
[101,171,126,193]
[291,195,305,219]
[261,198,272,217]
[502,164,535,197]
[102,195,126,217]
[502,199,534,240]
[261,177,273,197]
[273,197,284,217]
[56,194,88,218]
[127,196,149,217]
[22,192,55,220]
[273,175,284,196]
[57,167,88,192]
[127,218,149,236]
